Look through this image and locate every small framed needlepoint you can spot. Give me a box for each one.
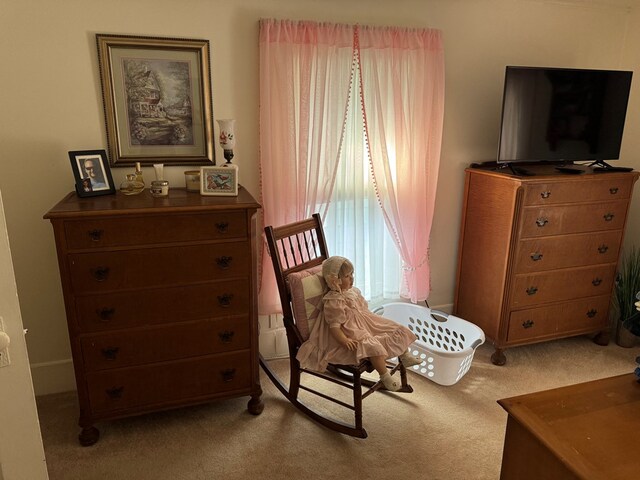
[200,165,238,196]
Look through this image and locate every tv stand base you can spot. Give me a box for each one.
[590,160,634,172]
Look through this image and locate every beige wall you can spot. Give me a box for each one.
[1,0,639,395]
[621,3,640,245]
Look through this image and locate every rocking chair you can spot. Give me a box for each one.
[260,214,413,438]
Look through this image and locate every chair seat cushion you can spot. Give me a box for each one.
[287,265,327,340]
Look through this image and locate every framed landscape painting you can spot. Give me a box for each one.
[96,34,215,167]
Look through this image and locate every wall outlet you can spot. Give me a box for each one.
[0,316,10,368]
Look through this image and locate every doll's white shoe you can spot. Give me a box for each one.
[399,351,422,368]
[379,372,401,391]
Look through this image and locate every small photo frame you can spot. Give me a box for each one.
[69,150,116,197]
[200,166,238,196]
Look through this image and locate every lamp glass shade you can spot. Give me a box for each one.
[217,119,236,150]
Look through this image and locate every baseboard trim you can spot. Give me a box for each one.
[31,359,76,396]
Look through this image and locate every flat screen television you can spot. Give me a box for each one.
[497,66,633,171]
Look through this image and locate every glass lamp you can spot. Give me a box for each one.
[217,119,236,165]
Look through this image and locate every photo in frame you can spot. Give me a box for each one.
[96,34,215,167]
[200,166,238,196]
[69,150,116,197]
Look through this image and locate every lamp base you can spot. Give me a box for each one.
[223,149,234,164]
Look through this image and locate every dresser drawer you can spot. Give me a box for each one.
[80,317,250,371]
[513,231,622,273]
[64,211,247,250]
[86,351,252,414]
[510,264,616,308]
[75,280,249,332]
[522,177,634,206]
[507,296,610,343]
[519,200,628,238]
[69,243,250,293]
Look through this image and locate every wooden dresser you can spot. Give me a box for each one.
[44,188,263,445]
[454,166,638,365]
[498,374,640,479]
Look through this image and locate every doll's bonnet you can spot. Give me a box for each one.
[322,256,353,292]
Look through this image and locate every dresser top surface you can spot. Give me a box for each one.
[466,164,639,183]
[44,187,260,219]
[498,373,640,479]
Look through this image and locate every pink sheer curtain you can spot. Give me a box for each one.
[357,26,445,302]
[259,20,445,312]
[258,19,354,313]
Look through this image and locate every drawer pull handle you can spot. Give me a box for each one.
[101,347,120,360]
[217,293,234,307]
[221,368,236,382]
[216,256,233,269]
[603,213,614,222]
[540,191,551,199]
[88,229,104,241]
[219,331,235,343]
[90,266,110,282]
[526,286,538,296]
[535,218,549,227]
[530,252,543,261]
[215,222,229,234]
[592,278,602,286]
[598,244,609,254]
[522,320,535,329]
[586,309,598,318]
[106,386,124,399]
[96,308,115,321]
[609,187,619,194]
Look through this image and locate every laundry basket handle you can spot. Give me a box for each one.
[429,309,449,322]
[423,300,449,322]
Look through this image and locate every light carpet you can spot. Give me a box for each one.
[36,336,639,480]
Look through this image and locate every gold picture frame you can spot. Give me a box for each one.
[96,34,215,167]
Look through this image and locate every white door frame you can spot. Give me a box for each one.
[0,189,48,479]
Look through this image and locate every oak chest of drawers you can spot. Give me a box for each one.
[44,188,263,445]
[453,167,638,365]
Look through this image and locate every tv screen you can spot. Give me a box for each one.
[497,66,632,164]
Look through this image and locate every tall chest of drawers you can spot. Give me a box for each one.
[454,167,638,365]
[44,188,263,445]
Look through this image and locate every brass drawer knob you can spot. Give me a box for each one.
[101,347,120,360]
[530,252,543,261]
[96,307,115,321]
[221,368,236,382]
[217,293,234,307]
[215,222,229,234]
[586,309,598,318]
[535,218,549,227]
[597,245,609,254]
[609,187,619,194]
[540,191,551,199]
[219,331,235,343]
[592,278,602,286]
[603,213,614,222]
[526,286,538,296]
[522,320,535,329]
[90,266,110,282]
[88,229,104,241]
[216,256,233,269]
[106,386,124,399]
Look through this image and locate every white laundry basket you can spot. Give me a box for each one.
[375,302,485,386]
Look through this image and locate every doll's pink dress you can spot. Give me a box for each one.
[296,287,417,372]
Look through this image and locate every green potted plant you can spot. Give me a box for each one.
[613,246,640,347]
